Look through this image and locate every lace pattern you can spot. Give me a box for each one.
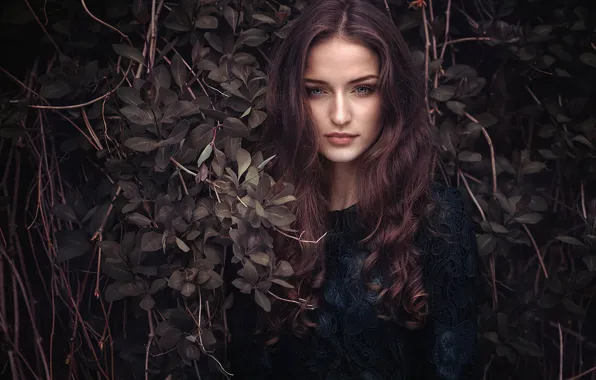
[227,183,479,379]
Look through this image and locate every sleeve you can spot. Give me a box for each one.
[415,186,480,380]
[226,288,276,380]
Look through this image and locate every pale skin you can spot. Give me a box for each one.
[303,36,383,211]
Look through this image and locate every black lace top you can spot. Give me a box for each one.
[227,184,480,379]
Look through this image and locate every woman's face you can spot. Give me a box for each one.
[303,37,382,166]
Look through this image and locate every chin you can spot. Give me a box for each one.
[321,151,362,164]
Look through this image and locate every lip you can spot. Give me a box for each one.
[325,134,357,146]
[324,133,359,138]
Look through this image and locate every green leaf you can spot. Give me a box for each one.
[124,137,161,152]
[112,44,145,65]
[56,229,91,262]
[141,231,163,251]
[254,289,271,311]
[238,28,269,47]
[430,86,456,102]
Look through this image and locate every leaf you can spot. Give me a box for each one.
[163,8,191,31]
[223,117,249,137]
[120,105,155,126]
[124,137,160,152]
[430,86,456,101]
[223,6,239,32]
[98,241,122,259]
[128,212,152,227]
[176,237,190,252]
[265,206,296,227]
[195,15,218,29]
[520,162,547,175]
[197,143,213,168]
[112,44,145,65]
[555,236,585,247]
[40,81,71,99]
[181,282,196,297]
[238,28,269,47]
[238,260,258,284]
[271,278,294,288]
[580,52,596,68]
[514,213,543,224]
[443,64,477,78]
[165,120,189,145]
[254,289,271,311]
[249,252,270,266]
[51,204,78,222]
[170,54,188,88]
[252,14,276,24]
[508,338,543,357]
[56,230,91,263]
[477,234,497,256]
[248,109,267,129]
[141,231,163,251]
[177,338,201,361]
[236,148,251,178]
[458,151,482,162]
[232,278,253,294]
[446,101,466,115]
[102,259,134,282]
[583,255,596,271]
[140,294,155,310]
[149,278,167,294]
[274,260,294,277]
[562,298,586,316]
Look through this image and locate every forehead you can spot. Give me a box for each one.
[304,37,379,81]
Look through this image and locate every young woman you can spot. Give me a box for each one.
[228,0,480,379]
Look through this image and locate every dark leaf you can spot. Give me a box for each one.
[40,81,71,99]
[477,234,497,256]
[514,213,543,224]
[238,260,258,284]
[195,15,218,29]
[248,109,267,129]
[458,151,482,162]
[149,278,167,294]
[140,294,155,310]
[112,44,145,65]
[181,282,196,297]
[120,106,155,126]
[163,8,191,31]
[271,278,294,288]
[177,338,201,361]
[170,54,188,89]
[238,28,269,47]
[56,229,91,263]
[141,231,163,251]
[446,101,466,115]
[223,6,239,32]
[579,52,596,68]
[152,64,171,89]
[124,137,161,152]
[51,204,79,222]
[273,260,294,277]
[175,237,190,252]
[249,252,270,266]
[164,120,190,145]
[430,86,456,102]
[102,259,134,282]
[128,213,152,227]
[117,87,144,106]
[98,241,122,259]
[254,289,271,311]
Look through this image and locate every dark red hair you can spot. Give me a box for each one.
[261,0,436,338]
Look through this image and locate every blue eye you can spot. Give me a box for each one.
[354,86,373,95]
[306,88,324,96]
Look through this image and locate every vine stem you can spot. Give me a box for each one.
[145,310,155,380]
[80,0,130,41]
[22,0,64,55]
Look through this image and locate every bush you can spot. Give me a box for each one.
[0,0,595,379]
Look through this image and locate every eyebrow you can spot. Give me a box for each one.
[303,74,379,85]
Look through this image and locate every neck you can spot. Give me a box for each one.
[328,161,358,211]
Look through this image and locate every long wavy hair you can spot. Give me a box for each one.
[260,0,437,339]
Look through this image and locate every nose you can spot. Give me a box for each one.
[330,93,351,126]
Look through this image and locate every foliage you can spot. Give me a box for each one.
[0,0,595,379]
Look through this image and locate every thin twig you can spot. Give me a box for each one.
[22,0,64,55]
[80,0,130,41]
[442,36,491,46]
[521,224,549,278]
[267,291,315,310]
[458,169,486,221]
[464,112,497,195]
[559,322,564,380]
[274,228,327,244]
[145,310,155,380]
